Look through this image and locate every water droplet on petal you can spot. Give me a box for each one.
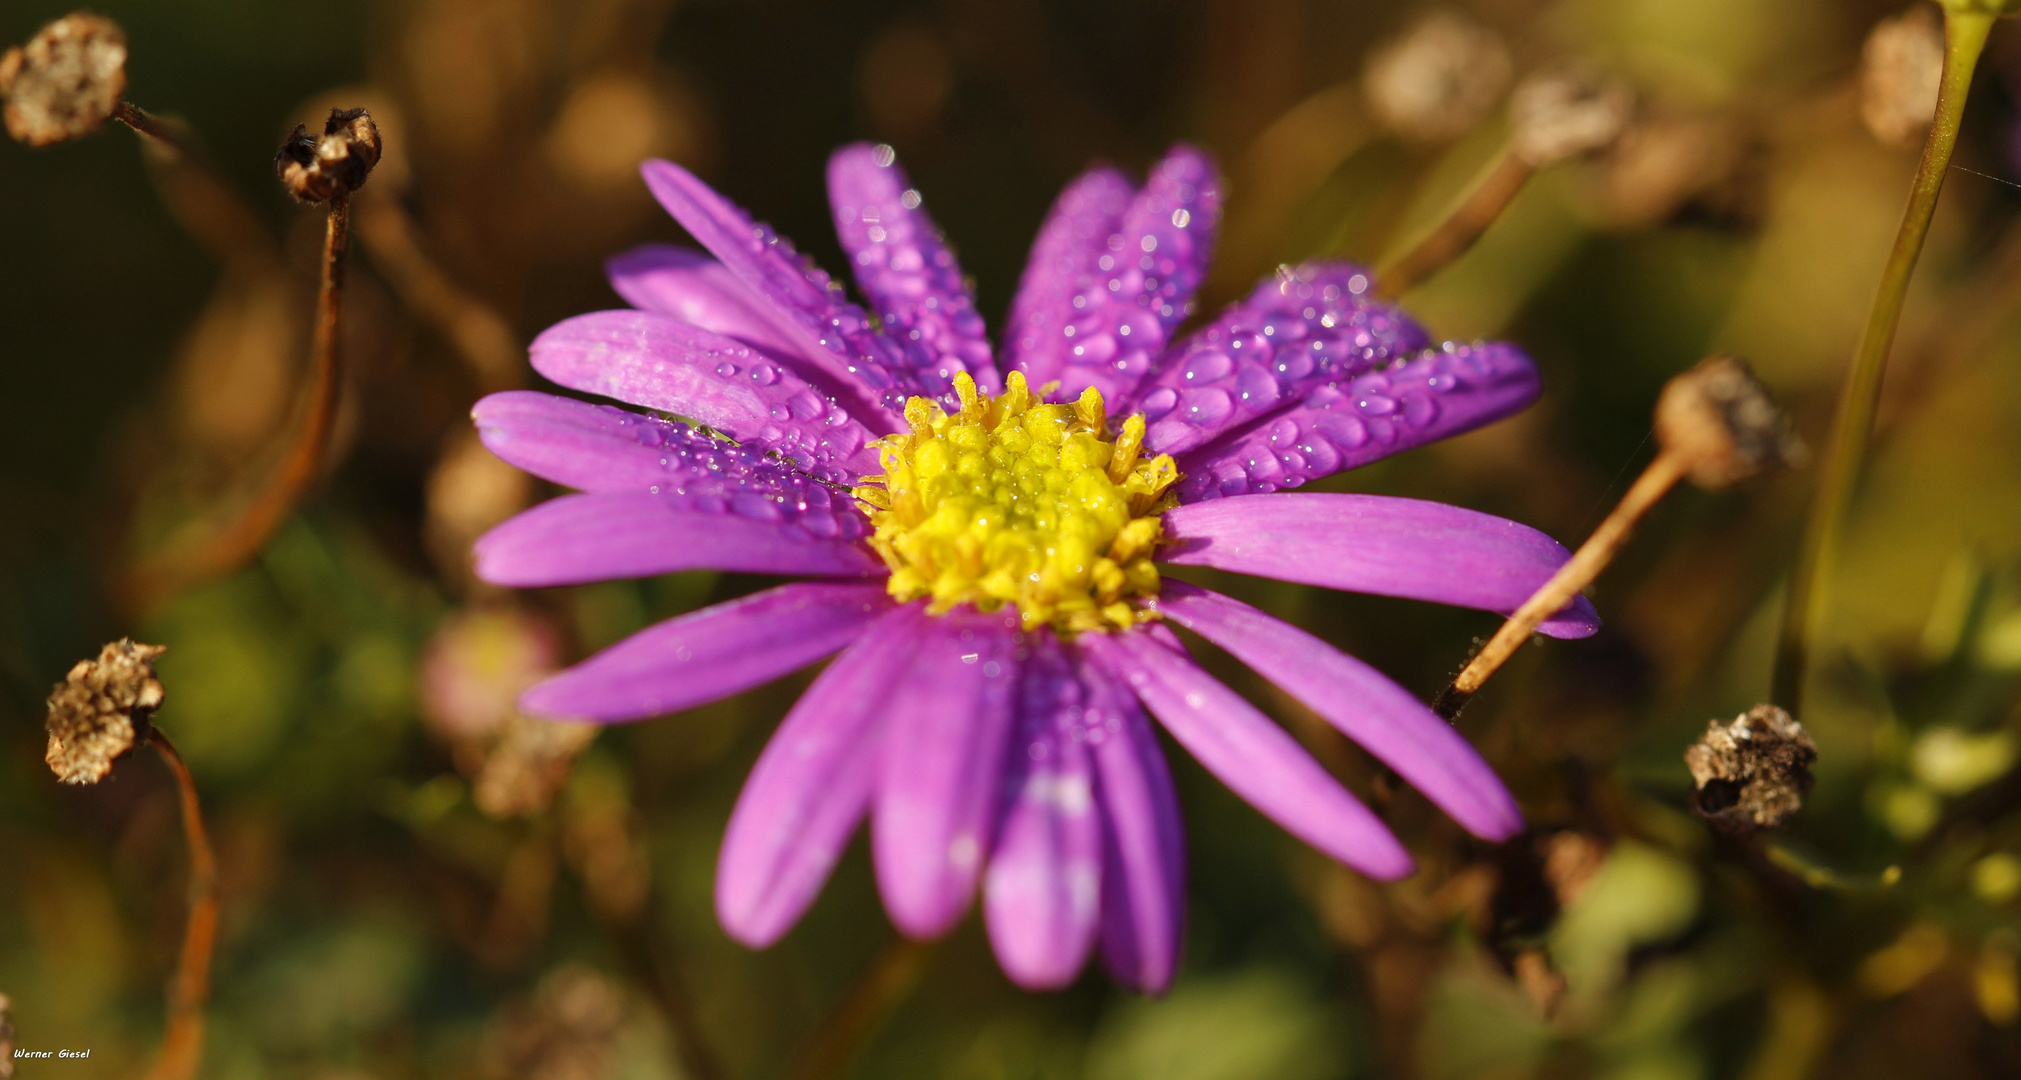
[1178,387,1233,426]
[1182,349,1232,383]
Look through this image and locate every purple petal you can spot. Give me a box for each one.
[1175,341,1539,501]
[717,605,926,946]
[473,492,883,587]
[529,309,886,483]
[827,144,997,392]
[873,609,1023,938]
[1160,493,1600,639]
[471,393,868,530]
[641,159,959,415]
[1085,627,1414,879]
[1077,652,1186,994]
[1004,146,1222,402]
[1128,263,1434,456]
[984,633,1102,990]
[1153,582,1521,840]
[605,244,806,359]
[1004,166,1132,396]
[519,581,895,722]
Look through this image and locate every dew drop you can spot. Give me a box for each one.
[1178,387,1233,426]
[1235,365,1280,407]
[1139,386,1179,419]
[1182,349,1232,383]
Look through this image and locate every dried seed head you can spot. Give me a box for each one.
[0,992,13,1080]
[1861,7,1943,150]
[489,965,628,1080]
[1685,704,1817,832]
[1654,355,1805,489]
[45,638,166,785]
[275,106,382,203]
[1363,11,1512,142]
[1510,66,1634,167]
[474,714,599,819]
[1595,110,1755,229]
[0,14,127,147]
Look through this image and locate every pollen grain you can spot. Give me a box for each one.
[853,371,1178,633]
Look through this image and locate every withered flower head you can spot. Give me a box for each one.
[0,14,127,147]
[1861,6,1943,150]
[275,106,382,203]
[474,714,599,819]
[1363,10,1513,142]
[1655,355,1805,489]
[488,964,628,1080]
[45,638,166,785]
[1685,704,1817,832]
[0,992,14,1080]
[1510,66,1634,167]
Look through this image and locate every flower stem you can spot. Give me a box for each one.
[143,730,217,1080]
[355,192,524,392]
[592,878,728,1080]
[1375,145,1534,299]
[1435,450,1689,719]
[124,192,352,610]
[110,101,278,271]
[1772,7,1996,711]
[787,937,934,1080]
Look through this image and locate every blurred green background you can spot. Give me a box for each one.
[4,0,2021,1077]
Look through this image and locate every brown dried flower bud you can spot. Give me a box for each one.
[1363,11,1512,143]
[1685,705,1817,832]
[0,14,127,147]
[1861,7,1943,150]
[0,992,14,1080]
[474,714,599,819]
[275,106,382,203]
[1594,110,1756,229]
[1655,355,1805,489]
[45,638,166,785]
[1510,66,1634,167]
[488,964,629,1080]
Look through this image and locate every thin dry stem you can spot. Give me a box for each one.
[143,730,217,1080]
[788,937,934,1080]
[111,101,279,272]
[1436,451,1689,718]
[356,192,523,391]
[599,904,726,1080]
[1376,147,1534,299]
[125,192,351,610]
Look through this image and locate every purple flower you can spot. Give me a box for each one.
[470,142,1597,992]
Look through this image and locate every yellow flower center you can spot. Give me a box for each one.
[853,371,1180,634]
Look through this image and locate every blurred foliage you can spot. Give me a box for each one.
[3,0,2021,1077]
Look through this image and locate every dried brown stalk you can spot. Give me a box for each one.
[1375,148,1533,299]
[142,730,218,1080]
[356,194,524,391]
[788,937,935,1080]
[124,192,352,609]
[1435,358,1800,718]
[112,102,280,272]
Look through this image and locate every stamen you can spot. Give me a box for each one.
[855,372,1179,634]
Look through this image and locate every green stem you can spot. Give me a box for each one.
[1772,7,1996,710]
